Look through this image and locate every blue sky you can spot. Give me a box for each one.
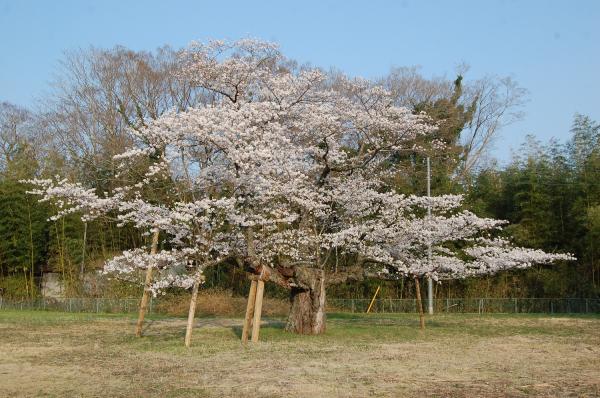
[1,0,598,162]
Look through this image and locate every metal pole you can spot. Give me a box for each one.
[586,298,589,313]
[426,157,433,315]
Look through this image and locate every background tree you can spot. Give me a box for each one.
[465,114,599,298]
[0,103,48,295]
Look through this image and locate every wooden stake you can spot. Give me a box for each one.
[241,280,258,344]
[414,276,425,330]
[81,222,87,277]
[366,285,381,313]
[184,276,201,347]
[135,230,159,337]
[251,279,265,342]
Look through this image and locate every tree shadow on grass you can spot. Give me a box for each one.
[328,314,448,331]
[136,316,290,343]
[230,318,286,339]
[139,320,187,340]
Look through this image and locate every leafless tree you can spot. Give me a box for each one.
[382,66,454,108]
[38,46,203,184]
[381,67,527,178]
[0,102,36,173]
[460,76,527,175]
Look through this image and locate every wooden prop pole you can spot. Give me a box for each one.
[135,230,159,337]
[414,276,425,330]
[184,276,202,347]
[241,279,258,344]
[251,279,265,342]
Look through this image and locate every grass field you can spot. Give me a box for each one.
[1,310,599,397]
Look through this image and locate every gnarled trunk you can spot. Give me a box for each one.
[285,270,326,334]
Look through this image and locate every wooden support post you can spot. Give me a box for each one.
[184,277,202,347]
[135,230,159,337]
[251,280,265,343]
[241,280,258,344]
[415,277,425,330]
[366,285,381,314]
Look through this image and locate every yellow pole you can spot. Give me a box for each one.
[366,286,381,313]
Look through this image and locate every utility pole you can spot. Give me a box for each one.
[427,157,434,315]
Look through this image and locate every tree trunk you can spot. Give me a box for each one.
[135,231,159,337]
[285,270,326,335]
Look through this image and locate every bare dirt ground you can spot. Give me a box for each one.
[1,311,599,397]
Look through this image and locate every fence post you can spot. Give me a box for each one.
[514,298,517,313]
[351,299,355,313]
[551,301,554,314]
[586,299,589,313]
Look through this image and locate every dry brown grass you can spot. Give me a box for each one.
[153,289,290,317]
[1,311,599,397]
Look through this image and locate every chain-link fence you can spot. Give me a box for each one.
[1,296,599,314]
[327,298,600,314]
[0,297,144,314]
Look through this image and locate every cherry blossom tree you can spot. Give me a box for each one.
[332,187,574,327]
[27,39,574,338]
